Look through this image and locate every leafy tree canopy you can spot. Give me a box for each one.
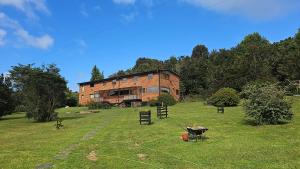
[9,64,67,122]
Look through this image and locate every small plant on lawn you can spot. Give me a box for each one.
[157,93,177,106]
[207,88,240,107]
[87,102,111,110]
[243,84,293,125]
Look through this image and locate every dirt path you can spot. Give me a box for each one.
[36,112,120,169]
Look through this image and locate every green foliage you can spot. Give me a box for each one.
[9,64,67,122]
[108,29,300,98]
[148,99,161,107]
[207,88,240,107]
[65,89,78,107]
[132,58,164,73]
[244,84,293,125]
[87,102,111,110]
[90,65,104,81]
[180,45,209,96]
[157,93,177,106]
[0,74,15,118]
[240,81,271,99]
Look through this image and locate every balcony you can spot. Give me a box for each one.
[123,95,140,100]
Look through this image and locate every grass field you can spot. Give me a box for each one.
[0,98,300,169]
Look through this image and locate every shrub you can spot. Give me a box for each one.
[240,81,271,99]
[244,84,293,125]
[157,93,177,106]
[148,99,160,107]
[207,88,240,107]
[88,102,111,110]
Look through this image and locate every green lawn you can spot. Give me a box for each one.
[1,98,300,169]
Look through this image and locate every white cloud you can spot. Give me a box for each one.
[0,12,54,49]
[15,29,53,49]
[121,12,138,23]
[113,0,136,5]
[181,0,300,20]
[0,28,6,46]
[77,39,87,54]
[80,3,89,17]
[0,0,50,19]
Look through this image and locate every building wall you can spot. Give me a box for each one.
[78,71,180,105]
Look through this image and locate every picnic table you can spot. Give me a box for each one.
[187,126,208,141]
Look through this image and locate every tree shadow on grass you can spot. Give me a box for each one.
[241,119,290,126]
[0,115,25,121]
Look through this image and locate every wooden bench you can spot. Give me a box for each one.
[55,118,63,129]
[139,111,151,125]
[217,106,224,113]
[157,105,168,119]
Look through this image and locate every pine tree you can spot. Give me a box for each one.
[91,65,104,81]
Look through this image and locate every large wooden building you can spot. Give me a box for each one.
[78,70,180,106]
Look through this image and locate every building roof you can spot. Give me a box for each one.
[78,69,179,85]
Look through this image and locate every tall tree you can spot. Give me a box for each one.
[91,65,104,81]
[9,64,67,122]
[132,57,164,73]
[180,44,210,96]
[0,74,15,119]
[232,33,274,90]
[164,56,179,73]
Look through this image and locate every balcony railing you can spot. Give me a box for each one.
[124,95,140,100]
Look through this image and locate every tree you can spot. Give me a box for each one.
[180,45,209,96]
[9,64,67,122]
[0,74,15,118]
[232,33,274,90]
[192,45,209,59]
[164,56,179,73]
[91,65,104,81]
[65,89,78,107]
[132,57,164,73]
[244,84,293,125]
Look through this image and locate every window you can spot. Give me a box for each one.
[148,73,153,80]
[142,88,146,93]
[94,92,100,98]
[161,87,170,93]
[90,83,94,87]
[176,90,179,95]
[90,94,94,99]
[109,90,131,96]
[81,95,84,99]
[112,80,117,85]
[147,86,159,93]
[82,86,85,92]
[122,78,127,82]
[133,76,139,82]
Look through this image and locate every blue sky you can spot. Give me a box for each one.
[0,0,300,91]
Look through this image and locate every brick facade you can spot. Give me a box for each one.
[78,70,180,105]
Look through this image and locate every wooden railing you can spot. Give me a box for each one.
[124,95,140,100]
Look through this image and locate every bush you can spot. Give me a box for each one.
[148,99,160,107]
[157,93,177,106]
[207,88,240,107]
[240,81,271,99]
[243,84,293,125]
[88,102,111,110]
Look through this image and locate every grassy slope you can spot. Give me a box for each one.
[0,99,299,169]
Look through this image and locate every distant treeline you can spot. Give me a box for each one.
[109,29,300,97]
